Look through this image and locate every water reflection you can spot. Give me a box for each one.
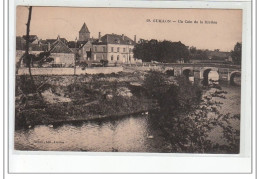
[15,85,240,153]
[15,114,164,152]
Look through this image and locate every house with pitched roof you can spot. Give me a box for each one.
[49,36,75,67]
[16,22,140,68]
[69,23,97,62]
[92,33,136,65]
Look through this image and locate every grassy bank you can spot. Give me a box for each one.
[15,72,154,129]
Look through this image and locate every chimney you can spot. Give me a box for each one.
[98,32,101,40]
[122,34,125,40]
[48,42,50,51]
[134,35,136,43]
[57,35,60,40]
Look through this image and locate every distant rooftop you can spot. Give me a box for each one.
[93,33,136,45]
[79,22,90,33]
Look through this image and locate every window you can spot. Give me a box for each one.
[117,47,120,52]
[123,48,126,52]
[129,48,131,53]
[117,55,119,61]
[111,55,114,61]
[103,47,105,52]
[129,56,131,61]
[95,47,97,52]
[111,47,114,52]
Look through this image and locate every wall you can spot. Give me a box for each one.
[79,32,90,41]
[50,53,75,67]
[79,41,92,61]
[16,50,43,63]
[92,44,107,61]
[106,44,135,64]
[17,67,123,75]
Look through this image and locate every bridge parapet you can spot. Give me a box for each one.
[125,62,241,84]
[141,62,241,69]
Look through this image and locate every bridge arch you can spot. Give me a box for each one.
[183,69,192,79]
[165,68,175,76]
[229,71,241,86]
[201,67,219,85]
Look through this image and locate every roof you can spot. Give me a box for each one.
[16,36,26,50]
[46,38,67,45]
[206,50,231,58]
[79,23,90,33]
[16,36,47,51]
[49,39,73,53]
[67,41,89,48]
[93,34,136,45]
[46,39,57,44]
[16,36,70,52]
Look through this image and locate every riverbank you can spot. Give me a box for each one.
[15,69,241,153]
[15,71,155,129]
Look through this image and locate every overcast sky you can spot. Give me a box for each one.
[16,6,242,51]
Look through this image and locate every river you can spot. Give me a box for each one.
[14,84,241,153]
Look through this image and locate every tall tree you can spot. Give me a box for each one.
[19,6,44,99]
[20,6,35,85]
[231,42,242,65]
[15,7,32,75]
[133,40,189,63]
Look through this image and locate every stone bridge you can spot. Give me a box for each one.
[131,63,241,85]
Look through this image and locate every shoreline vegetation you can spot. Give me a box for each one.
[15,69,240,153]
[15,71,154,129]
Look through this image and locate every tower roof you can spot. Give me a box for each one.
[79,23,90,33]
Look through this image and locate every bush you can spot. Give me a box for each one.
[142,70,202,112]
[17,75,37,94]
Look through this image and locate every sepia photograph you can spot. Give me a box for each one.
[14,6,242,154]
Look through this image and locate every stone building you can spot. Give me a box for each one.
[16,22,140,67]
[79,22,90,41]
[71,23,96,62]
[92,33,136,65]
[49,36,75,67]
[74,23,138,66]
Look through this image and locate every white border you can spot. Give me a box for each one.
[8,0,252,173]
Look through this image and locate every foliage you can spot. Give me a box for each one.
[100,59,108,67]
[133,40,190,63]
[142,70,202,113]
[231,42,242,65]
[142,70,239,153]
[189,47,209,60]
[79,61,88,69]
[23,51,54,67]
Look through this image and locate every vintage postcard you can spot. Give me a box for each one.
[14,6,242,154]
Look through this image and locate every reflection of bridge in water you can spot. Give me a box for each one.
[130,63,241,85]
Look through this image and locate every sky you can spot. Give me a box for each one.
[16,6,242,51]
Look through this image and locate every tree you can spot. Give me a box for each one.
[189,48,209,61]
[133,39,159,62]
[24,51,54,67]
[17,6,47,99]
[25,7,33,74]
[142,70,239,153]
[133,40,189,63]
[231,42,242,65]
[189,46,197,54]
